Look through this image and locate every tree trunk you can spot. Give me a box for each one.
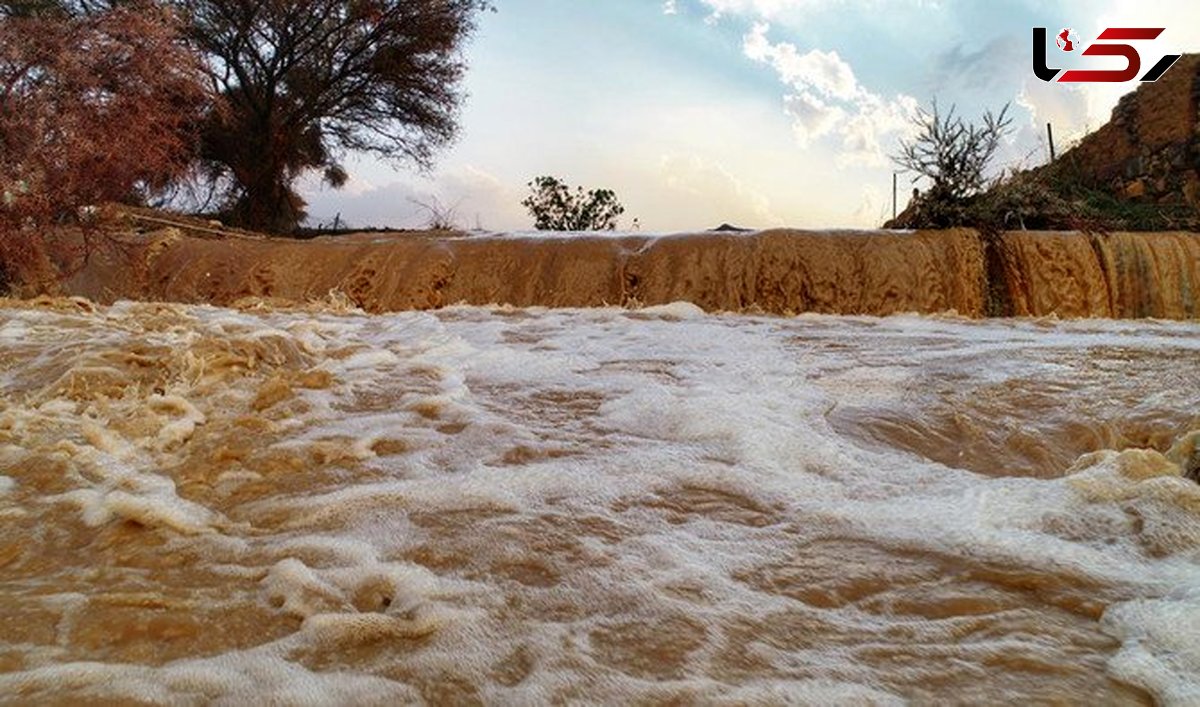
[234,170,302,234]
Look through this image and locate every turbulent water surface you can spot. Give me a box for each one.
[70,228,1200,319]
[1,298,1198,704]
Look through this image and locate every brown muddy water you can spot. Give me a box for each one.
[0,297,1198,704]
[69,228,1200,319]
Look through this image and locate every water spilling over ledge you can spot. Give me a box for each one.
[995,231,1200,319]
[5,225,1198,702]
[67,228,1200,319]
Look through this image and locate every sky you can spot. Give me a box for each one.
[300,0,1200,232]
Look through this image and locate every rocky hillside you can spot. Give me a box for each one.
[889,54,1200,230]
[1064,53,1200,207]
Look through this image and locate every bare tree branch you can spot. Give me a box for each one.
[893,100,1013,201]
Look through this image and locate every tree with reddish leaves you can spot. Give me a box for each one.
[0,3,208,291]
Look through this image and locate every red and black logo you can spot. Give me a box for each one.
[1034,27,1180,83]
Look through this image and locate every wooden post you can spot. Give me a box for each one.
[892,172,898,222]
[1047,122,1056,162]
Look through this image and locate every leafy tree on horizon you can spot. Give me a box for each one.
[522,176,626,231]
[186,0,492,233]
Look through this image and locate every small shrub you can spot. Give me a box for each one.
[522,176,625,231]
[894,100,1013,202]
[889,97,1200,232]
[409,196,463,231]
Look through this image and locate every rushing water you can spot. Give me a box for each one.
[1,297,1198,704]
[71,228,1200,319]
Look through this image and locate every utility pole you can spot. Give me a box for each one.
[1047,122,1056,162]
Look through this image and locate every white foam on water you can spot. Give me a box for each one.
[1,301,1199,702]
[635,301,708,320]
[47,459,220,536]
[1104,596,1200,706]
[0,653,420,704]
[0,316,29,343]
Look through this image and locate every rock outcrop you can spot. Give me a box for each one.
[1062,54,1200,207]
[888,54,1200,230]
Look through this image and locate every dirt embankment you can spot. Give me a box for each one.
[65,227,1200,319]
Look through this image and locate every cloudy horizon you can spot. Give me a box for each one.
[300,0,1200,232]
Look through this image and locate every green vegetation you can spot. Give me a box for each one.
[183,0,491,233]
[522,176,626,231]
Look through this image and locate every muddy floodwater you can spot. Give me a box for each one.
[1,297,1198,704]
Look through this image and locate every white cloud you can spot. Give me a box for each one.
[744,24,858,100]
[671,0,942,22]
[782,92,845,147]
[744,23,919,166]
[299,165,526,231]
[675,0,828,21]
[657,154,784,227]
[1015,78,1092,146]
[852,184,889,226]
